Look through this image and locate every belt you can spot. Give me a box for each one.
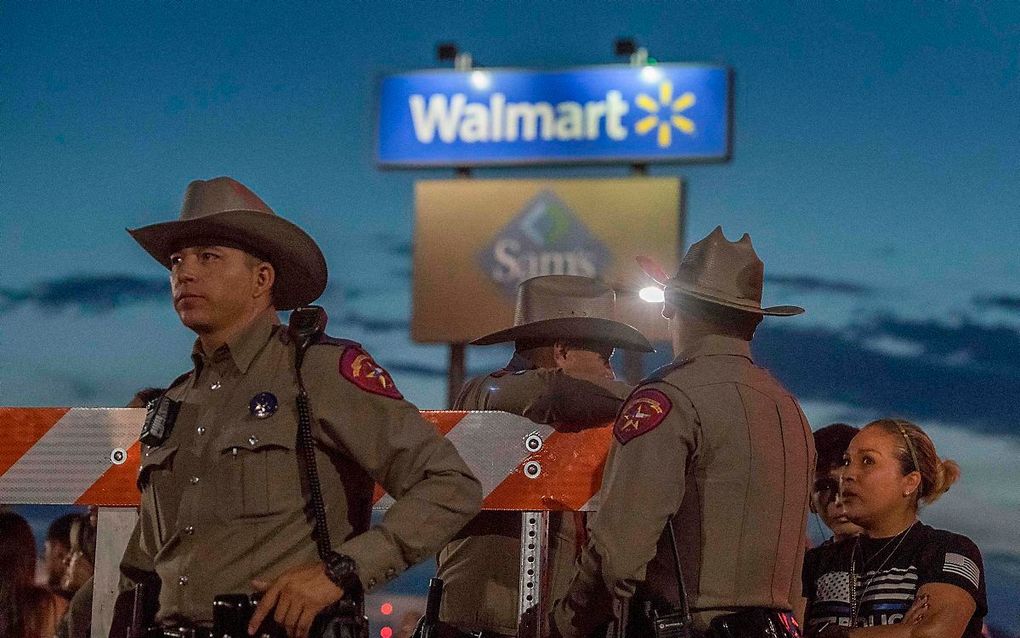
[145,627,214,638]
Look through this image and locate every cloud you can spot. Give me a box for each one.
[373,232,413,258]
[384,361,448,378]
[765,274,875,296]
[0,275,168,313]
[343,312,410,333]
[973,293,1020,313]
[753,315,1020,437]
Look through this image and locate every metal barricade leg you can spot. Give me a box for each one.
[92,507,139,638]
[519,510,549,638]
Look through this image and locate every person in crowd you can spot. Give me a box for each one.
[44,513,78,597]
[1,510,68,638]
[438,274,652,637]
[803,419,987,638]
[115,176,481,638]
[549,227,813,638]
[55,509,97,638]
[812,424,864,544]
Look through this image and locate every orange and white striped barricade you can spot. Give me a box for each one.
[0,407,613,638]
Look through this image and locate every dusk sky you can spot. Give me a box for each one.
[2,1,1018,632]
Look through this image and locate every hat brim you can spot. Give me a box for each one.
[128,209,327,310]
[470,317,655,352]
[668,286,804,316]
[638,255,803,317]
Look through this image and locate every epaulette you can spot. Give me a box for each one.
[312,334,362,349]
[278,325,361,349]
[166,370,193,392]
[640,357,693,384]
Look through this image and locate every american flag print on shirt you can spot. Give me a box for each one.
[943,553,980,589]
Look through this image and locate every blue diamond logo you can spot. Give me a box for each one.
[478,191,612,298]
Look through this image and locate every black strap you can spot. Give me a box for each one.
[665,514,692,625]
[289,306,334,560]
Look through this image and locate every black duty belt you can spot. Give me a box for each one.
[145,627,213,638]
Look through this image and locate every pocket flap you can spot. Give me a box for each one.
[217,425,295,454]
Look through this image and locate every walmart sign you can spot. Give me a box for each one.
[377,65,730,166]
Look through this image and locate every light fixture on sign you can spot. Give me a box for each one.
[640,65,663,83]
[639,286,665,303]
[470,70,492,90]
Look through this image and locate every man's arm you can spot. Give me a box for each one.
[250,344,482,638]
[311,344,482,587]
[550,383,698,638]
[478,368,631,430]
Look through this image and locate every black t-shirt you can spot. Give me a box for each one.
[802,522,987,637]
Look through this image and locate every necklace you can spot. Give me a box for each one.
[849,519,917,625]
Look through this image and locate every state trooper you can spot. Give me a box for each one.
[116,177,482,638]
[438,275,653,638]
[549,228,814,638]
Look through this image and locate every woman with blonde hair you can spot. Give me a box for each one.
[802,419,987,638]
[0,510,69,638]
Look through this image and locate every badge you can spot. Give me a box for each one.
[249,392,278,419]
[614,388,672,444]
[339,347,403,400]
[140,395,181,447]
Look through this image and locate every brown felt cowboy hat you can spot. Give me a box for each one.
[471,275,654,352]
[128,177,327,310]
[638,226,804,317]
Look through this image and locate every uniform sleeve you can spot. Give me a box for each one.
[550,383,699,638]
[917,532,986,612]
[471,368,631,431]
[305,344,483,591]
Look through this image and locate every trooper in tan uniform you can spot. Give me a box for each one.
[550,228,814,638]
[117,177,482,638]
[438,275,654,637]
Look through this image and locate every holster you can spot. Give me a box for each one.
[212,593,368,638]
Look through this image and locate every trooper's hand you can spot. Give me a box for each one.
[249,562,344,638]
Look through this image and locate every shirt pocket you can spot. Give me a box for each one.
[216,425,299,520]
[138,445,179,545]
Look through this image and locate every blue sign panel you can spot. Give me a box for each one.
[377,65,730,166]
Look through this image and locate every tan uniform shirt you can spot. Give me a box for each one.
[551,334,814,638]
[437,354,631,635]
[119,310,482,625]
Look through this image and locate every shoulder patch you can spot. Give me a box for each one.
[614,388,673,444]
[339,346,404,400]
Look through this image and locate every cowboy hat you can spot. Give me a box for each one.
[128,177,327,310]
[638,226,803,317]
[471,275,654,352]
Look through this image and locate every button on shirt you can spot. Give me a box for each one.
[120,310,482,625]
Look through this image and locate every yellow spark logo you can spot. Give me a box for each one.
[634,81,696,148]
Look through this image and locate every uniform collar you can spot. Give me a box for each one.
[504,352,539,373]
[674,333,752,364]
[191,309,280,376]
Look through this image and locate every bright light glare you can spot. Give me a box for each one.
[380,603,393,615]
[640,65,662,83]
[639,286,665,303]
[380,627,393,638]
[470,70,492,90]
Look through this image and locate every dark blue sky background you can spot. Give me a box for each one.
[2,1,1018,631]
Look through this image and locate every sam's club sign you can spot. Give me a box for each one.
[377,65,730,166]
